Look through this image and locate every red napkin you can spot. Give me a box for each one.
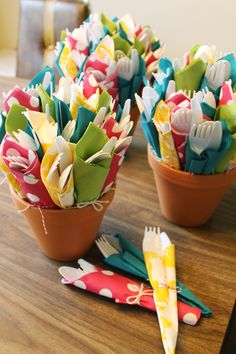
[59,260,202,326]
[3,86,40,113]
[1,135,55,207]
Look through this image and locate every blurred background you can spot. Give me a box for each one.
[0,0,235,78]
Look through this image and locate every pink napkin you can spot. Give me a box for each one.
[3,87,40,113]
[1,135,55,207]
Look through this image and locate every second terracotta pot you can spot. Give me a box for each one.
[148,146,236,227]
[11,187,115,261]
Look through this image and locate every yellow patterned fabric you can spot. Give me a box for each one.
[59,45,78,80]
[153,101,180,170]
[70,85,98,119]
[24,111,57,153]
[41,137,75,208]
[0,155,24,197]
[143,228,178,354]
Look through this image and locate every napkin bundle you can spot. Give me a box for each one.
[136,44,236,174]
[0,67,133,208]
[59,259,202,326]
[55,12,164,108]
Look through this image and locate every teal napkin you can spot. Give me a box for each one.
[0,112,6,143]
[141,113,161,157]
[53,96,72,135]
[101,233,212,317]
[27,66,55,96]
[185,121,232,174]
[70,106,95,143]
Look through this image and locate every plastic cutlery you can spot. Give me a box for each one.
[200,121,222,151]
[173,57,182,72]
[119,121,133,138]
[203,91,216,108]
[205,60,231,90]
[165,80,176,99]
[120,99,131,121]
[93,107,107,126]
[117,57,133,80]
[85,151,111,164]
[171,108,193,135]
[115,136,132,153]
[190,96,203,124]
[130,49,140,76]
[189,123,213,154]
[102,137,117,154]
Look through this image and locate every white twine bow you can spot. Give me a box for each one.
[76,199,109,212]
[126,283,153,305]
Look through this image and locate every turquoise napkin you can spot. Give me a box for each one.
[100,233,212,317]
[70,106,95,143]
[141,113,161,157]
[53,96,72,135]
[27,66,55,96]
[0,112,6,143]
[185,121,232,174]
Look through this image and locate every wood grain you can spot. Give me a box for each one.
[0,77,236,354]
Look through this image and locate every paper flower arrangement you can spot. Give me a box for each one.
[136,44,236,175]
[55,12,164,109]
[0,67,133,209]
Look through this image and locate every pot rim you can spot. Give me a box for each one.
[148,145,236,188]
[10,184,115,214]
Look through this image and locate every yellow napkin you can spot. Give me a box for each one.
[70,84,98,119]
[24,111,57,153]
[59,45,78,79]
[41,136,75,208]
[153,101,180,170]
[0,155,23,197]
[143,227,178,354]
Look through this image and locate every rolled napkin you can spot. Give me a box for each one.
[96,233,212,318]
[41,136,75,208]
[59,259,201,326]
[1,135,55,207]
[143,227,178,354]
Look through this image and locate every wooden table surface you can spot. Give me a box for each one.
[0,77,235,354]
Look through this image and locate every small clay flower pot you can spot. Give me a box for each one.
[11,187,115,261]
[148,145,236,227]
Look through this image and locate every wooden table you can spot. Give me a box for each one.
[0,77,235,354]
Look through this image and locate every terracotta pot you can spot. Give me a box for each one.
[148,146,236,227]
[130,105,140,134]
[11,187,115,261]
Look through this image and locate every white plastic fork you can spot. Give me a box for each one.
[205,60,231,90]
[95,235,120,258]
[117,57,133,80]
[200,121,223,151]
[189,123,213,154]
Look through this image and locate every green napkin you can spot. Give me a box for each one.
[70,106,95,143]
[27,66,55,96]
[175,58,206,92]
[113,33,131,55]
[189,44,201,62]
[97,90,111,112]
[5,104,31,136]
[0,112,6,143]
[101,13,118,35]
[185,121,232,174]
[5,104,43,160]
[101,233,212,317]
[73,122,112,202]
[38,84,55,120]
[133,37,145,55]
[215,103,236,133]
[53,96,72,134]
[215,133,236,172]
